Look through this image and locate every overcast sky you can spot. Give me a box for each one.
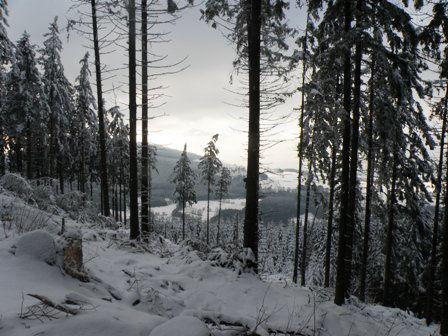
[7,0,306,170]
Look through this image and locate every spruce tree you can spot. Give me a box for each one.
[216,166,231,244]
[198,134,222,245]
[172,144,197,240]
[40,17,74,190]
[73,52,97,193]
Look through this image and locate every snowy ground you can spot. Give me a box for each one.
[0,181,440,336]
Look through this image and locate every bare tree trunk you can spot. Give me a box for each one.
[334,0,353,306]
[324,140,337,288]
[428,89,448,324]
[217,196,222,244]
[359,54,376,302]
[26,123,32,179]
[293,11,310,285]
[140,0,149,236]
[345,0,363,295]
[243,0,261,271]
[300,163,313,286]
[182,200,186,240]
[90,0,110,216]
[383,145,398,307]
[441,110,448,334]
[207,180,211,245]
[128,0,139,240]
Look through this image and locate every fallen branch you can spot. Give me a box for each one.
[27,294,78,315]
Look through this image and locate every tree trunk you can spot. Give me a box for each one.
[300,163,313,286]
[90,0,110,216]
[344,0,363,295]
[431,89,448,325]
[243,0,261,271]
[79,134,86,193]
[128,0,139,240]
[334,0,353,306]
[119,175,123,223]
[293,11,310,285]
[26,123,32,179]
[324,142,337,288]
[359,53,376,302]
[58,158,64,194]
[182,199,186,240]
[441,102,448,334]
[207,180,211,245]
[383,145,398,307]
[140,0,149,236]
[217,196,222,244]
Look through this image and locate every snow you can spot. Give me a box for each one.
[0,191,441,336]
[14,229,57,265]
[149,316,209,336]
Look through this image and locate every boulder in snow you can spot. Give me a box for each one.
[15,230,56,265]
[149,316,210,336]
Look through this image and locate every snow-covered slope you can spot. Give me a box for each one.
[0,179,439,336]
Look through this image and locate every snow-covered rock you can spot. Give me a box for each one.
[149,316,210,336]
[15,229,56,264]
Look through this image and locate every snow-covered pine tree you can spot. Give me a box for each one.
[215,166,231,244]
[40,17,74,192]
[73,52,98,194]
[3,32,47,178]
[198,134,222,245]
[172,144,197,240]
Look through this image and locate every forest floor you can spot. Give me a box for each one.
[0,175,440,336]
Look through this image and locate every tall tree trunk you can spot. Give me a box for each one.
[79,135,86,193]
[119,174,123,223]
[217,196,222,244]
[243,0,261,270]
[383,144,398,306]
[359,54,376,302]
[182,199,186,240]
[15,140,23,174]
[140,0,149,236]
[345,0,363,295]
[207,180,211,245]
[431,89,448,325]
[58,158,64,194]
[128,0,139,240]
[124,181,127,226]
[441,99,448,334]
[334,0,353,306]
[26,123,32,179]
[324,142,337,287]
[293,11,310,284]
[148,159,152,227]
[90,0,110,216]
[300,163,313,286]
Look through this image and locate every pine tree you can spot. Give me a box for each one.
[4,32,46,177]
[73,52,97,193]
[172,144,197,240]
[40,17,74,191]
[216,166,231,244]
[198,134,222,245]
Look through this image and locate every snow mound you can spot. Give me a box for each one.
[15,229,57,264]
[1,173,32,198]
[149,316,210,336]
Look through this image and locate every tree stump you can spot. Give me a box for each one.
[62,232,89,282]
